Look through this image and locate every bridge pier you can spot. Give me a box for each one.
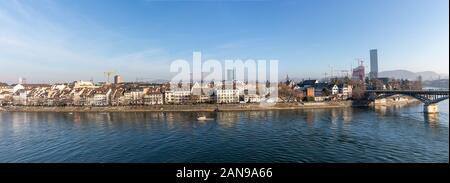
[424,104,439,114]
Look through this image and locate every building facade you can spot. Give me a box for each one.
[352,61,365,81]
[164,90,191,104]
[114,75,123,84]
[215,89,239,103]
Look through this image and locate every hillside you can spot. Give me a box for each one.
[379,70,449,81]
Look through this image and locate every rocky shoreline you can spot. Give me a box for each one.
[0,101,354,112]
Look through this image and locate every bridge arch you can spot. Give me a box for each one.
[367,90,449,113]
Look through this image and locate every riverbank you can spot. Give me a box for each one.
[0,101,354,112]
[0,96,424,113]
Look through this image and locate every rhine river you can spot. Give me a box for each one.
[0,101,448,163]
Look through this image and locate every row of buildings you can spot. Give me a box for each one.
[291,79,353,102]
[0,78,354,106]
[1,81,164,106]
[0,80,269,106]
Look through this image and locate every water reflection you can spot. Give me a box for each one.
[342,108,353,123]
[216,112,239,128]
[305,110,315,125]
[331,109,339,124]
[373,101,449,129]
[424,113,440,128]
[374,105,387,115]
[0,102,448,163]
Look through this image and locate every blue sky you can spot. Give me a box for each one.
[0,0,448,83]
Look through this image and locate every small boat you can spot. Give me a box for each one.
[197,116,213,121]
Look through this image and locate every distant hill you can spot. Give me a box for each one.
[378,70,449,81]
[422,79,449,89]
[146,79,170,84]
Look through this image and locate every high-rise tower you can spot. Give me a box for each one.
[369,49,378,79]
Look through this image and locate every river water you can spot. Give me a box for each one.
[0,101,448,163]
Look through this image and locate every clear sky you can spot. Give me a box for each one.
[0,0,448,84]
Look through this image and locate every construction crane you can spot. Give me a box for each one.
[104,71,115,84]
[337,70,350,77]
[328,65,334,78]
[323,72,328,80]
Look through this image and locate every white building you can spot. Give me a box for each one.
[215,89,239,104]
[165,89,191,104]
[92,89,111,106]
[13,84,25,93]
[123,88,146,105]
[339,84,353,99]
[330,84,339,95]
